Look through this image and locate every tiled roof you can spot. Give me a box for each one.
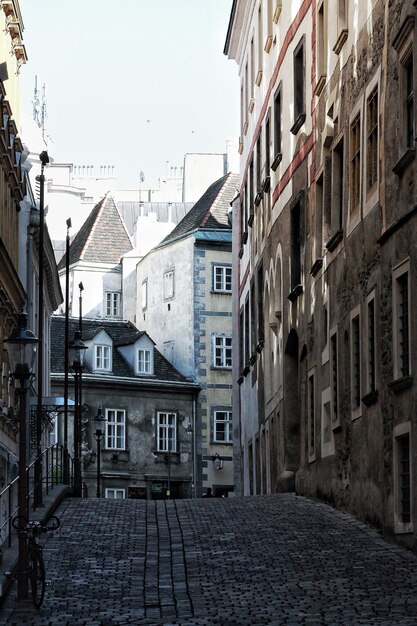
[51,316,189,383]
[58,194,133,270]
[158,172,239,247]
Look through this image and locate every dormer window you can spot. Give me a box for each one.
[137,349,152,374]
[95,345,111,371]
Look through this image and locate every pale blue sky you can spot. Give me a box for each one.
[19,0,239,188]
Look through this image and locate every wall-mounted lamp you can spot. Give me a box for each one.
[212,453,223,471]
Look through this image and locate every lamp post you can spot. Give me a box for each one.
[4,311,38,600]
[35,150,49,507]
[186,423,194,499]
[63,217,71,483]
[93,406,106,498]
[68,331,87,497]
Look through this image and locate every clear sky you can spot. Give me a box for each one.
[19,0,239,189]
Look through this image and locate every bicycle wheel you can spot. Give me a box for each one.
[29,550,45,608]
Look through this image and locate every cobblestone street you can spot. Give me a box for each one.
[2,494,417,625]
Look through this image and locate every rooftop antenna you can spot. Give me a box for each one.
[33,75,40,125]
[139,170,145,215]
[40,83,47,140]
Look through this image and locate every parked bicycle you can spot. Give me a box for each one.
[8,514,60,608]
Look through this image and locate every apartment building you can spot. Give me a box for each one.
[226,0,417,547]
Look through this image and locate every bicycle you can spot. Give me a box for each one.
[8,514,60,608]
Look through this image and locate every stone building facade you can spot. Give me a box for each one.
[226,0,417,547]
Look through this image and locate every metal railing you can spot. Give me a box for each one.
[0,444,73,552]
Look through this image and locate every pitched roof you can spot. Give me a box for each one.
[58,194,133,270]
[158,172,239,247]
[51,316,190,383]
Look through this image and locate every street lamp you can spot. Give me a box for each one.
[68,331,87,497]
[4,311,38,600]
[93,406,106,498]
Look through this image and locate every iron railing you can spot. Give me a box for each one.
[0,444,73,551]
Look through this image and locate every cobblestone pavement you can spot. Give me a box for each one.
[2,493,417,625]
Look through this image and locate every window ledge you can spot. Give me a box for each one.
[242,366,250,377]
[290,113,306,135]
[256,340,264,353]
[263,176,271,193]
[211,441,233,446]
[237,376,244,385]
[362,389,378,407]
[288,284,303,302]
[393,148,416,176]
[247,213,254,227]
[332,420,342,432]
[310,258,323,276]
[211,290,232,295]
[254,191,262,207]
[154,451,181,464]
[242,230,248,244]
[271,152,282,171]
[238,247,244,259]
[333,29,348,55]
[249,353,257,366]
[314,75,326,97]
[326,229,344,252]
[388,375,413,393]
[212,366,232,372]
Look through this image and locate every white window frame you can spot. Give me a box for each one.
[95,344,111,372]
[142,279,148,310]
[105,409,126,450]
[213,265,232,293]
[213,334,232,369]
[350,306,362,420]
[392,259,411,381]
[105,488,125,499]
[137,348,152,374]
[321,387,334,458]
[157,412,177,452]
[393,422,413,534]
[213,410,232,444]
[105,291,121,318]
[163,269,175,300]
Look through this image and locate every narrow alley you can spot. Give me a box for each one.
[2,494,417,625]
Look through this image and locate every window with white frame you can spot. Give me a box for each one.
[213,265,232,293]
[142,280,148,310]
[350,113,361,218]
[213,410,232,443]
[137,348,152,374]
[292,36,306,134]
[105,409,126,450]
[393,261,411,380]
[213,335,232,368]
[157,412,177,452]
[394,422,413,534]
[105,292,121,318]
[163,269,175,300]
[95,345,111,371]
[105,488,125,499]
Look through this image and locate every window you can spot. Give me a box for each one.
[392,17,415,173]
[213,335,232,368]
[239,308,244,375]
[257,265,264,346]
[289,194,304,297]
[256,4,263,85]
[95,345,111,371]
[105,488,125,499]
[105,409,126,450]
[272,83,282,169]
[329,137,344,241]
[366,293,376,394]
[157,412,177,452]
[292,37,306,134]
[248,159,254,226]
[393,263,410,380]
[163,269,174,300]
[250,37,255,104]
[244,297,250,371]
[333,0,348,54]
[137,349,151,374]
[366,87,378,193]
[316,1,327,95]
[350,113,361,217]
[105,292,120,318]
[213,410,232,443]
[256,133,262,197]
[265,0,273,51]
[308,372,315,460]
[213,265,232,293]
[394,423,413,533]
[142,280,148,310]
[350,310,361,417]
[330,331,339,426]
[265,111,271,176]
